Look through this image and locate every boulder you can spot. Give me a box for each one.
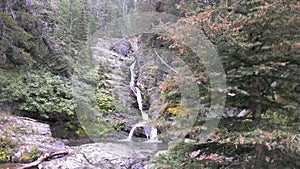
[111,41,132,56]
[0,115,68,163]
[40,142,156,169]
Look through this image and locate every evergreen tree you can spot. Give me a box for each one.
[57,0,79,57]
[151,0,300,168]
[0,0,70,72]
[76,0,88,44]
[0,0,36,66]
[87,0,122,34]
[162,0,300,123]
[203,0,299,122]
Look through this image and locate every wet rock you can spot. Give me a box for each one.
[93,38,136,112]
[14,117,52,136]
[0,115,68,163]
[91,37,167,140]
[135,52,165,119]
[91,38,145,138]
[111,41,132,56]
[40,142,156,169]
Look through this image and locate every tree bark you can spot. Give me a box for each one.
[254,143,265,169]
[252,103,262,123]
[251,75,262,123]
[251,75,265,168]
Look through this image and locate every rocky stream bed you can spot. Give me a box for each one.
[0,37,169,169]
[0,114,168,169]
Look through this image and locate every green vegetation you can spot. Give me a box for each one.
[0,115,18,163]
[151,141,300,168]
[0,134,16,163]
[96,89,118,114]
[20,147,38,163]
[0,0,299,168]
[0,70,73,119]
[110,119,124,131]
[56,0,89,57]
[0,0,68,72]
[143,0,300,168]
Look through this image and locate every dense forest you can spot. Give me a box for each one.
[0,0,299,168]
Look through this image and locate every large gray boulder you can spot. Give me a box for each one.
[0,115,67,163]
[111,41,132,56]
[39,142,157,169]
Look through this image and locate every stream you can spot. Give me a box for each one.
[0,39,167,169]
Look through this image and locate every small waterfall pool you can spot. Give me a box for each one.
[66,138,167,149]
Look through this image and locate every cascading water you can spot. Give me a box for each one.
[126,58,158,142]
[136,87,149,121]
[129,60,136,87]
[124,122,146,141]
[129,59,149,121]
[144,126,158,142]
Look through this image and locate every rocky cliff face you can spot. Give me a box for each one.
[90,37,164,138]
[134,49,165,120]
[93,38,136,111]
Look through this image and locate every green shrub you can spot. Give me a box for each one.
[95,89,117,114]
[0,136,16,163]
[110,119,124,131]
[0,70,74,119]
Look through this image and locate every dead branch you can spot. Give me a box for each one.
[15,116,37,122]
[153,48,178,74]
[17,149,71,169]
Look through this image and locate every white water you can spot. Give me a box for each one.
[136,87,149,121]
[148,127,158,142]
[129,58,149,121]
[124,122,146,141]
[125,123,159,142]
[126,58,158,142]
[129,60,136,87]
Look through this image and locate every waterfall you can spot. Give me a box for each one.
[125,123,158,142]
[145,126,158,142]
[136,87,149,121]
[129,59,149,121]
[125,122,146,141]
[126,57,158,142]
[129,60,136,87]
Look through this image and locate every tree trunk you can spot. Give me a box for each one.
[254,143,265,169]
[251,75,265,168]
[251,75,262,123]
[120,0,127,16]
[252,103,262,123]
[0,20,3,41]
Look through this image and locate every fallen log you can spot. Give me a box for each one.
[17,149,71,169]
